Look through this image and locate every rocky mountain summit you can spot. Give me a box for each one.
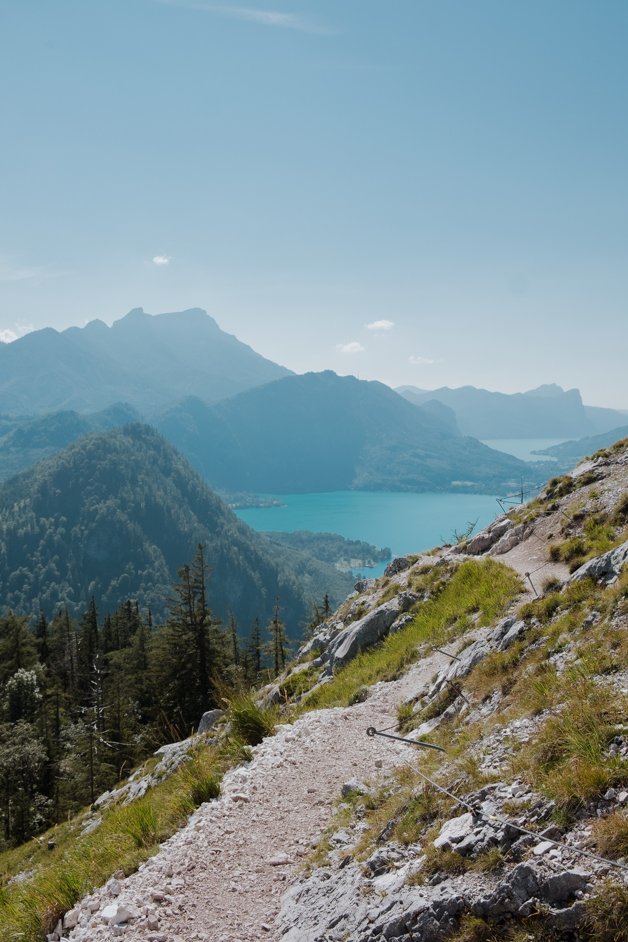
[8,440,628,942]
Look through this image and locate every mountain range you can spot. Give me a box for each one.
[397,383,627,439]
[0,307,290,415]
[155,371,527,493]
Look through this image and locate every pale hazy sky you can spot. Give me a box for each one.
[1,1,627,407]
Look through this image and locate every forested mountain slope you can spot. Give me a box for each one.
[0,425,351,626]
[157,371,527,493]
[0,403,140,481]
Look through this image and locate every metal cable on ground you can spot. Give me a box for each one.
[367,727,446,753]
[366,726,628,875]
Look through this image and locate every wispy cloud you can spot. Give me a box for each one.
[336,341,365,354]
[157,1,331,34]
[0,256,68,284]
[0,258,45,283]
[0,322,35,344]
[152,255,171,266]
[365,319,394,332]
[409,355,436,365]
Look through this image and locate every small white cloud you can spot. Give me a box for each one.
[158,1,330,34]
[336,341,365,354]
[365,319,394,331]
[0,323,33,344]
[0,258,42,283]
[409,355,435,365]
[152,255,171,266]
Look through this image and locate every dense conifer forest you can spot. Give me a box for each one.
[0,543,303,849]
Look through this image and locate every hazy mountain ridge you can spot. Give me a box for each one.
[0,424,352,628]
[0,308,291,415]
[533,424,628,463]
[156,371,527,494]
[397,383,627,439]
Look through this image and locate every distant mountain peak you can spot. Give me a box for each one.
[523,383,567,398]
[121,306,147,320]
[0,307,291,415]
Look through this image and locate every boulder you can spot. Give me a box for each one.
[462,518,512,556]
[101,903,133,925]
[491,523,530,556]
[568,539,628,585]
[197,708,224,734]
[428,617,526,700]
[341,777,369,798]
[540,869,590,904]
[433,813,475,851]
[329,592,419,671]
[384,556,412,577]
[473,863,541,918]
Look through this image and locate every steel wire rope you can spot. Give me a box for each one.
[366,726,628,875]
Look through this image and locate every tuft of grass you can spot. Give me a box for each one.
[513,668,628,810]
[546,512,624,572]
[583,881,628,942]
[301,560,523,711]
[591,811,628,861]
[278,665,320,701]
[225,692,277,746]
[393,787,442,845]
[612,492,628,526]
[449,915,500,942]
[117,801,160,849]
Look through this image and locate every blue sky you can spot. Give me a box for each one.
[1,0,626,407]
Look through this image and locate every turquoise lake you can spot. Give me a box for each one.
[235,491,504,577]
[234,439,561,577]
[481,438,567,462]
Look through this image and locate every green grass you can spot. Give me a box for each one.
[300,559,523,711]
[583,881,628,942]
[547,507,627,573]
[0,743,226,941]
[278,665,320,700]
[224,691,278,746]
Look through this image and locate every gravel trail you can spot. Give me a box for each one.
[65,651,449,942]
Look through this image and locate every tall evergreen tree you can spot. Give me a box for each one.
[267,598,288,676]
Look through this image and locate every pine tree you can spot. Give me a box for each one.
[248,617,262,679]
[35,612,50,666]
[158,544,224,729]
[228,612,240,667]
[267,598,288,676]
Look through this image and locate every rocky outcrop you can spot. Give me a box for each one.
[454,517,512,555]
[280,855,593,942]
[490,522,531,555]
[568,538,628,585]
[425,616,526,701]
[328,592,419,672]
